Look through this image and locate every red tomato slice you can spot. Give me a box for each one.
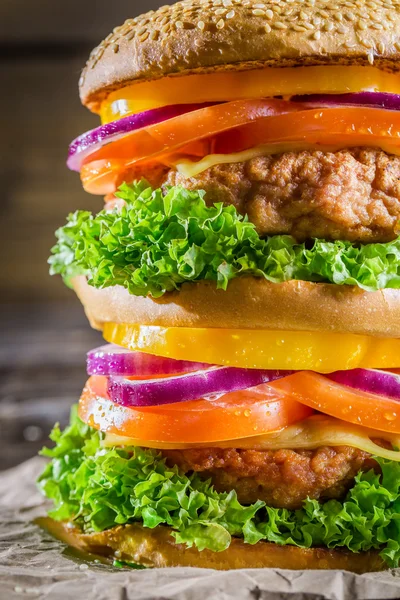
[78,376,314,443]
[213,106,400,154]
[271,371,400,434]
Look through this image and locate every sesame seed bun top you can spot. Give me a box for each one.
[79,0,400,112]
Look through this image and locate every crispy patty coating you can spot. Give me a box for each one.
[163,446,377,509]
[167,148,400,243]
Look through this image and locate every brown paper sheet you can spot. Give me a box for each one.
[1,457,400,600]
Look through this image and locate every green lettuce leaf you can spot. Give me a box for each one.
[49,181,400,298]
[38,408,400,566]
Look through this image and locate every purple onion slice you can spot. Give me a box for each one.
[328,369,400,401]
[291,92,400,110]
[67,103,220,172]
[87,344,211,377]
[107,367,294,407]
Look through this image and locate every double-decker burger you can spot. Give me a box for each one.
[39,0,400,571]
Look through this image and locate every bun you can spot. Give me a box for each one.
[43,518,385,572]
[72,276,400,338]
[80,0,400,111]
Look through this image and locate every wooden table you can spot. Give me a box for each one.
[0,303,102,470]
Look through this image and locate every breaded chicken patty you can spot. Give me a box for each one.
[167,147,400,243]
[163,446,377,509]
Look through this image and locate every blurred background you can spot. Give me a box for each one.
[0,0,162,469]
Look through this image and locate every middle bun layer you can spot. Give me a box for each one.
[73,276,400,337]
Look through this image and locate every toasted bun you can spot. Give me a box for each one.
[80,0,400,110]
[42,519,385,573]
[72,276,400,338]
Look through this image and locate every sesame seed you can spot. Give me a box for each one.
[274,21,288,29]
[226,10,235,18]
[344,41,356,48]
[139,31,150,42]
[372,22,383,28]
[113,43,119,53]
[368,52,375,65]
[197,20,205,29]
[360,38,373,48]
[324,21,334,31]
[216,18,225,28]
[176,20,184,28]
[357,19,367,29]
[150,30,159,40]
[161,23,171,33]
[378,41,385,53]
[160,16,169,25]
[137,27,147,36]
[264,22,272,32]
[334,12,343,21]
[300,10,308,18]
[265,9,274,18]
[254,2,266,7]
[253,8,265,15]
[126,31,135,41]
[293,24,307,31]
[215,7,226,14]
[303,21,315,29]
[313,30,321,39]
[395,41,400,51]
[319,9,329,17]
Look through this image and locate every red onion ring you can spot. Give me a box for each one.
[87,344,210,377]
[107,368,294,407]
[291,92,400,110]
[67,103,220,172]
[327,369,400,401]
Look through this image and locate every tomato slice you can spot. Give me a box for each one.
[103,323,400,373]
[79,376,313,443]
[100,66,400,122]
[213,107,400,155]
[271,371,400,434]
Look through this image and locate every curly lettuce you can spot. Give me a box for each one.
[49,181,400,298]
[38,408,400,567]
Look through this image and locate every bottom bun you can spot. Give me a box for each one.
[40,518,386,572]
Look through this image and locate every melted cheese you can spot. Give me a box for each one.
[103,415,400,461]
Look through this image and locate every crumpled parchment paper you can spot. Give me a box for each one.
[2,458,400,600]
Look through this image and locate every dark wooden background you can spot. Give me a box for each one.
[0,0,163,470]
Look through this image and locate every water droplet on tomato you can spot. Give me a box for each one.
[384,412,397,421]
[244,409,251,417]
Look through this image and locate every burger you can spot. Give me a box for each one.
[38,0,400,572]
